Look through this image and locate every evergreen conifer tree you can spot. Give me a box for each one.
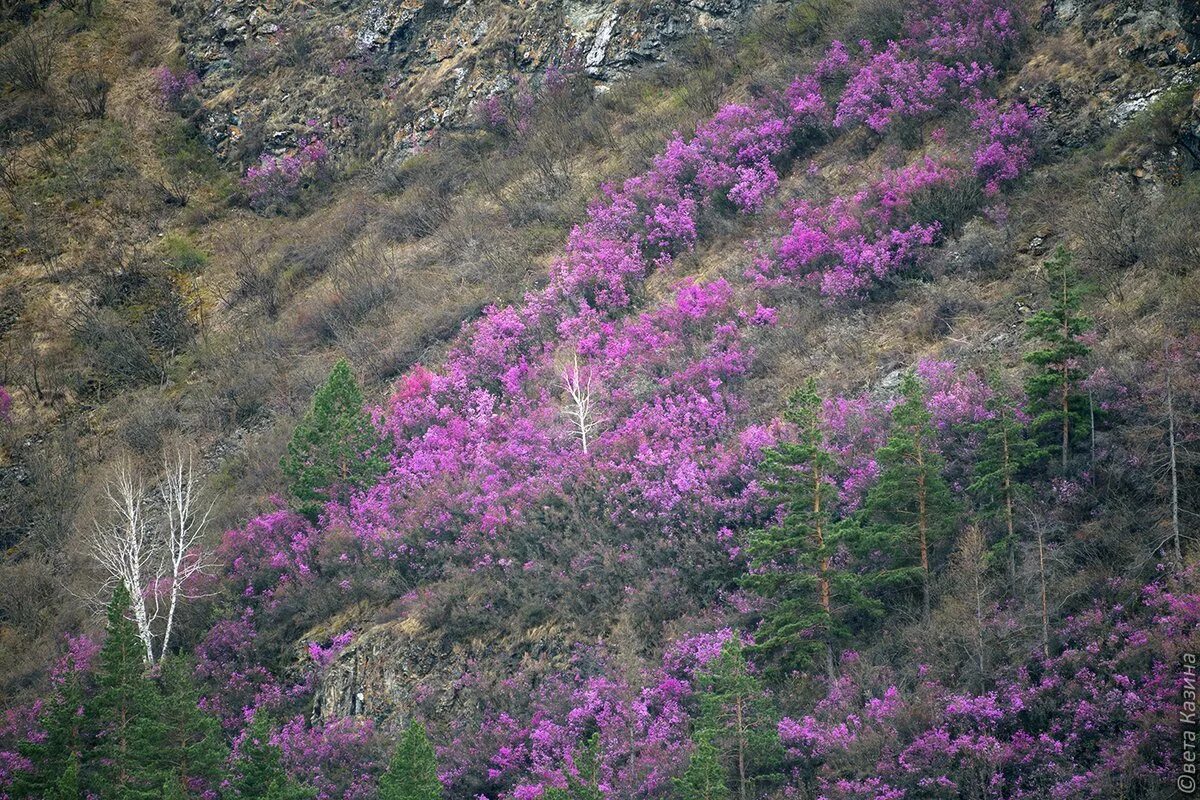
[281,359,387,520]
[857,373,958,621]
[87,582,167,800]
[53,753,80,800]
[743,380,875,677]
[157,656,226,798]
[379,720,442,800]
[225,713,312,800]
[969,379,1038,583]
[692,639,783,800]
[673,733,731,800]
[1024,247,1092,468]
[11,658,88,799]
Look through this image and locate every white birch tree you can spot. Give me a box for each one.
[89,448,217,665]
[562,355,603,454]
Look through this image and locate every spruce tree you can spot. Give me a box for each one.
[673,733,731,800]
[692,639,783,800]
[225,713,312,800]
[743,380,874,677]
[1024,247,1092,468]
[858,373,957,621]
[281,359,386,520]
[157,656,226,798]
[87,582,167,800]
[379,720,442,800]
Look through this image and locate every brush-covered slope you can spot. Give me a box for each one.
[1,0,1200,799]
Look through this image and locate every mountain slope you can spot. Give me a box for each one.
[1,0,1199,799]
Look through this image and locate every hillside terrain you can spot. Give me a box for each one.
[1,0,1200,798]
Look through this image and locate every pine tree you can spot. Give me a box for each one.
[858,373,958,621]
[1024,247,1092,469]
[281,359,387,521]
[673,733,731,800]
[157,656,226,799]
[743,380,876,677]
[379,720,442,800]
[225,713,312,800]
[87,582,168,800]
[693,639,783,800]
[969,379,1037,584]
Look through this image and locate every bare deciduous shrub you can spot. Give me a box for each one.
[67,71,109,119]
[910,179,984,237]
[0,27,56,92]
[841,0,907,47]
[907,282,983,340]
[118,394,182,456]
[936,220,1005,276]
[59,0,103,20]
[1073,183,1144,274]
[675,36,734,116]
[210,348,276,425]
[1141,182,1200,279]
[275,197,371,287]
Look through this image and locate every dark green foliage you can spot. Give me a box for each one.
[281,359,387,521]
[856,373,958,619]
[86,583,167,800]
[693,639,783,800]
[379,720,442,800]
[157,657,226,798]
[673,733,730,800]
[52,753,80,800]
[743,380,875,676]
[1024,247,1093,468]
[225,713,312,800]
[10,665,87,799]
[565,733,603,800]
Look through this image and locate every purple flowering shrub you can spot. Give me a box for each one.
[274,716,381,800]
[13,2,1165,799]
[153,65,199,111]
[241,129,331,211]
[780,568,1199,799]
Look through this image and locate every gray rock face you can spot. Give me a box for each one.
[171,0,761,165]
[313,616,576,725]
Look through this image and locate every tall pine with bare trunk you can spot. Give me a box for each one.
[1024,247,1092,469]
[744,380,878,677]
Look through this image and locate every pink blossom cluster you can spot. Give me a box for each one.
[274,716,381,800]
[153,65,199,110]
[969,98,1043,195]
[241,133,331,211]
[40,0,1065,793]
[308,630,355,671]
[833,41,951,133]
[778,568,1194,799]
[439,631,738,800]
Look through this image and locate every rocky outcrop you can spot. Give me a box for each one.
[172,0,764,164]
[314,615,577,725]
